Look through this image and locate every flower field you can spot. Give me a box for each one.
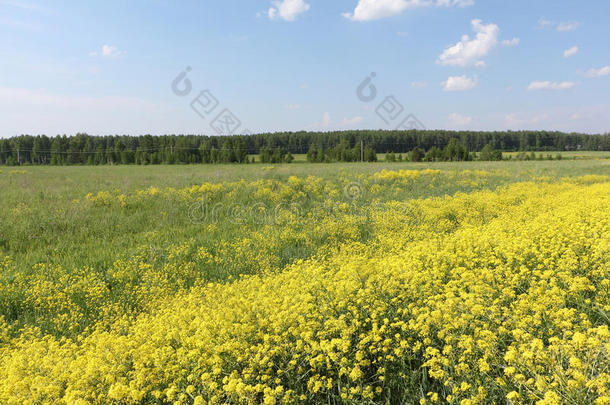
[0,161,609,404]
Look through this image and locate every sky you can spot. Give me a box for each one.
[1,0,609,137]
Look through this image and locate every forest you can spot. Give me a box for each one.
[0,130,608,165]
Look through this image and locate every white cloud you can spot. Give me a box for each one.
[411,81,427,88]
[556,22,580,32]
[322,112,331,127]
[563,46,579,58]
[341,116,364,126]
[102,45,122,57]
[540,18,580,32]
[90,44,124,58]
[505,112,549,127]
[527,81,575,91]
[305,111,336,130]
[286,104,301,110]
[502,105,610,132]
[437,0,474,6]
[437,20,511,67]
[501,37,520,46]
[442,75,478,91]
[538,17,552,28]
[268,0,310,21]
[342,0,473,22]
[448,113,472,126]
[567,107,609,122]
[584,66,610,78]
[342,0,422,21]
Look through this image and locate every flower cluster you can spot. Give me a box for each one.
[0,173,608,404]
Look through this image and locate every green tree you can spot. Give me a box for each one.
[410,147,424,162]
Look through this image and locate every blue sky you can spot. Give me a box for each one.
[1,0,609,136]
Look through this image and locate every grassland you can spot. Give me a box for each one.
[252,151,610,163]
[0,159,609,404]
[2,160,608,288]
[501,151,610,160]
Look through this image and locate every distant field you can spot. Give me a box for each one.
[248,151,610,163]
[502,150,610,159]
[1,159,609,404]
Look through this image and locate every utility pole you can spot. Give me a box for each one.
[361,140,364,162]
[17,147,20,165]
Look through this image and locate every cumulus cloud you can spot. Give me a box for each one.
[437,0,474,6]
[442,75,478,91]
[437,20,515,67]
[268,0,310,21]
[342,0,473,22]
[584,66,610,78]
[527,81,575,91]
[89,44,124,58]
[448,113,472,126]
[563,46,579,58]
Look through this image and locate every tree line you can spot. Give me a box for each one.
[0,130,608,165]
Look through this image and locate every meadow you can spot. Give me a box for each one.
[0,159,609,404]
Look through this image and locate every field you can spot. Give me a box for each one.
[247,151,610,163]
[0,159,609,404]
[501,151,610,160]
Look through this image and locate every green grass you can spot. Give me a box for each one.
[251,151,610,163]
[1,159,609,336]
[2,160,608,260]
[502,150,610,159]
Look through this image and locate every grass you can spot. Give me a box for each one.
[0,159,608,403]
[0,160,608,336]
[2,160,609,273]
[502,150,610,159]
[251,151,610,163]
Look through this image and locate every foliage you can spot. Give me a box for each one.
[2,130,609,165]
[307,141,377,163]
[259,147,293,164]
[479,144,503,161]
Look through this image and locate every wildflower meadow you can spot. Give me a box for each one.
[0,159,608,404]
